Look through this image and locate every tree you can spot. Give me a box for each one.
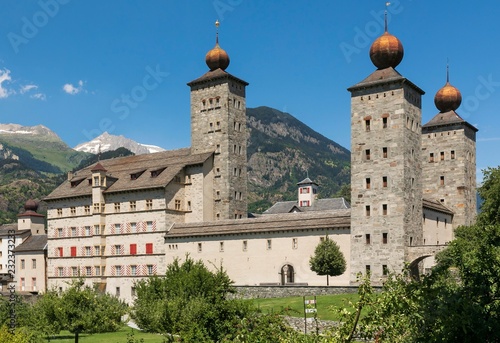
[309,236,346,285]
[478,166,500,225]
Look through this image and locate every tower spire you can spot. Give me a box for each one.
[385,2,390,32]
[215,19,220,45]
[446,59,450,83]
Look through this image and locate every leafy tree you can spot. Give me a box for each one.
[309,236,346,285]
[0,325,38,343]
[478,166,500,225]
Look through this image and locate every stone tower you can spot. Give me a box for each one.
[188,21,248,220]
[422,70,477,228]
[348,21,425,283]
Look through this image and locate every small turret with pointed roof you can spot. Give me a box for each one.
[297,177,318,207]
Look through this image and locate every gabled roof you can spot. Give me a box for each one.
[13,235,47,253]
[423,198,454,215]
[166,209,351,238]
[187,68,248,87]
[0,225,30,237]
[44,148,213,200]
[347,67,425,95]
[422,110,478,132]
[262,198,351,215]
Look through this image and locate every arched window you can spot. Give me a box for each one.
[280,264,294,285]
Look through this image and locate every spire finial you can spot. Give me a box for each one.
[215,20,220,45]
[446,59,450,83]
[385,2,390,32]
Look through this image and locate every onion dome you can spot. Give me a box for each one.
[434,81,462,112]
[205,20,230,71]
[370,31,404,69]
[24,199,39,212]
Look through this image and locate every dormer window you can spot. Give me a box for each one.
[70,178,85,188]
[93,176,100,186]
[130,170,145,180]
[150,167,166,178]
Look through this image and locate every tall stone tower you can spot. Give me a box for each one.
[422,70,477,228]
[348,21,425,283]
[188,21,248,220]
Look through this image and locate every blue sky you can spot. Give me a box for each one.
[0,1,499,182]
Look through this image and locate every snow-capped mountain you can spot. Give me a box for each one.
[74,132,165,155]
[0,123,60,139]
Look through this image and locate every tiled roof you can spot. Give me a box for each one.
[297,177,318,186]
[166,209,351,238]
[44,148,213,200]
[263,198,350,215]
[187,68,248,87]
[13,235,47,252]
[422,110,478,132]
[0,225,30,237]
[348,67,425,95]
[423,198,454,215]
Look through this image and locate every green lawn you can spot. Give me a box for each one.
[251,293,362,321]
[45,325,165,343]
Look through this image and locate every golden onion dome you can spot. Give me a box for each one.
[434,82,462,112]
[205,20,230,71]
[369,31,404,69]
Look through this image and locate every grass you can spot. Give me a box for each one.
[251,293,362,321]
[44,324,165,343]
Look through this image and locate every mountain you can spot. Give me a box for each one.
[74,132,165,155]
[246,107,350,212]
[0,124,89,173]
[0,106,351,222]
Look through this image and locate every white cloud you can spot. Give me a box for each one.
[0,69,13,99]
[20,84,38,94]
[478,137,500,142]
[63,80,84,95]
[31,93,46,101]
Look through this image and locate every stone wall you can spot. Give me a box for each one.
[233,285,363,299]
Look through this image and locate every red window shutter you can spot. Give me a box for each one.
[130,244,137,255]
[58,247,63,257]
[70,247,76,257]
[146,243,153,254]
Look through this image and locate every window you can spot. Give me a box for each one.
[242,240,248,251]
[216,144,221,154]
[451,150,455,159]
[131,265,137,276]
[440,176,445,186]
[94,176,100,186]
[72,267,78,276]
[130,201,136,211]
[85,226,91,236]
[131,287,136,297]
[146,243,153,254]
[365,234,371,244]
[429,153,434,162]
[58,267,64,277]
[114,202,120,212]
[94,246,101,256]
[70,207,76,216]
[94,225,100,235]
[130,244,137,255]
[198,243,202,252]
[300,187,310,194]
[175,199,181,211]
[58,247,63,257]
[146,199,153,210]
[365,149,371,161]
[382,117,388,128]
[116,287,120,297]
[146,221,153,231]
[382,147,388,158]
[216,121,220,130]
[365,205,371,216]
[58,228,63,237]
[382,265,388,276]
[219,242,224,252]
[382,204,388,215]
[382,233,388,244]
[21,278,25,290]
[440,151,444,160]
[292,238,298,249]
[187,201,191,211]
[71,227,77,237]
[410,237,413,246]
[382,176,388,188]
[300,200,310,207]
[32,278,36,290]
[365,119,371,131]
[267,239,272,250]
[85,246,91,256]
[115,223,121,234]
[147,265,154,275]
[115,266,122,276]
[131,222,137,232]
[57,208,62,217]
[70,247,77,257]
[84,205,90,215]
[86,266,92,276]
[21,259,25,269]
[366,178,371,189]
[366,265,371,274]
[95,266,101,276]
